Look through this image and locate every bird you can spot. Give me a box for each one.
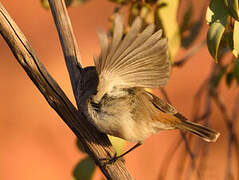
[77,13,220,159]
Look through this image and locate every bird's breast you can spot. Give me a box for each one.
[87,87,170,143]
[87,88,141,140]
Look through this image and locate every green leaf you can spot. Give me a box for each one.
[155,0,181,61]
[76,138,86,153]
[233,20,239,57]
[108,135,126,155]
[226,71,235,87]
[224,0,239,20]
[73,157,96,180]
[206,0,228,24]
[207,17,227,62]
[41,0,50,9]
[233,59,239,84]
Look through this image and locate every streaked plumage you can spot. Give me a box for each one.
[79,13,220,144]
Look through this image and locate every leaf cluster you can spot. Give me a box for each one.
[206,0,239,88]
[206,0,239,61]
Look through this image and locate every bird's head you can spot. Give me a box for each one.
[78,66,99,107]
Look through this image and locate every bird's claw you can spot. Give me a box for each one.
[100,153,125,167]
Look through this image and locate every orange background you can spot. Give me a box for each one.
[0,1,238,180]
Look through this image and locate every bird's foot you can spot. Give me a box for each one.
[100,153,125,166]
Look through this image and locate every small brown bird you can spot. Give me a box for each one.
[78,14,220,157]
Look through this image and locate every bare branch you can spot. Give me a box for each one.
[0,2,133,180]
[159,86,198,178]
[48,0,82,104]
[157,136,183,179]
[212,93,236,180]
[159,87,172,104]
[233,135,239,179]
[232,94,239,178]
[232,94,239,123]
[174,40,206,67]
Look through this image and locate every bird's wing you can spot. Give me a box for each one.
[144,91,178,115]
[94,14,170,100]
[144,91,220,142]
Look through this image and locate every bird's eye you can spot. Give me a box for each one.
[90,101,100,111]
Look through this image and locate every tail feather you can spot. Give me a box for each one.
[175,113,220,142]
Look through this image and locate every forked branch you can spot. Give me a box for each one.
[0,2,133,180]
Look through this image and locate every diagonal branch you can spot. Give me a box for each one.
[0,2,133,180]
[48,0,82,104]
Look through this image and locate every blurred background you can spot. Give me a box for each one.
[0,0,238,180]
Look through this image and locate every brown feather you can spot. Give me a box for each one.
[144,90,220,142]
[90,14,219,143]
[94,13,170,102]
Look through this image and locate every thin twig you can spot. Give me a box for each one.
[233,134,239,180]
[212,92,231,124]
[176,142,190,180]
[179,132,202,180]
[188,96,212,180]
[212,92,235,180]
[159,84,199,178]
[159,87,171,104]
[226,129,234,180]
[196,142,209,180]
[180,132,195,162]
[232,94,239,179]
[194,94,212,180]
[232,94,239,123]
[48,0,82,106]
[174,40,206,67]
[157,136,183,179]
[191,80,208,122]
[178,64,215,180]
[158,86,195,162]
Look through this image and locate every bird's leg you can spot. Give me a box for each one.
[103,142,142,165]
[114,142,142,160]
